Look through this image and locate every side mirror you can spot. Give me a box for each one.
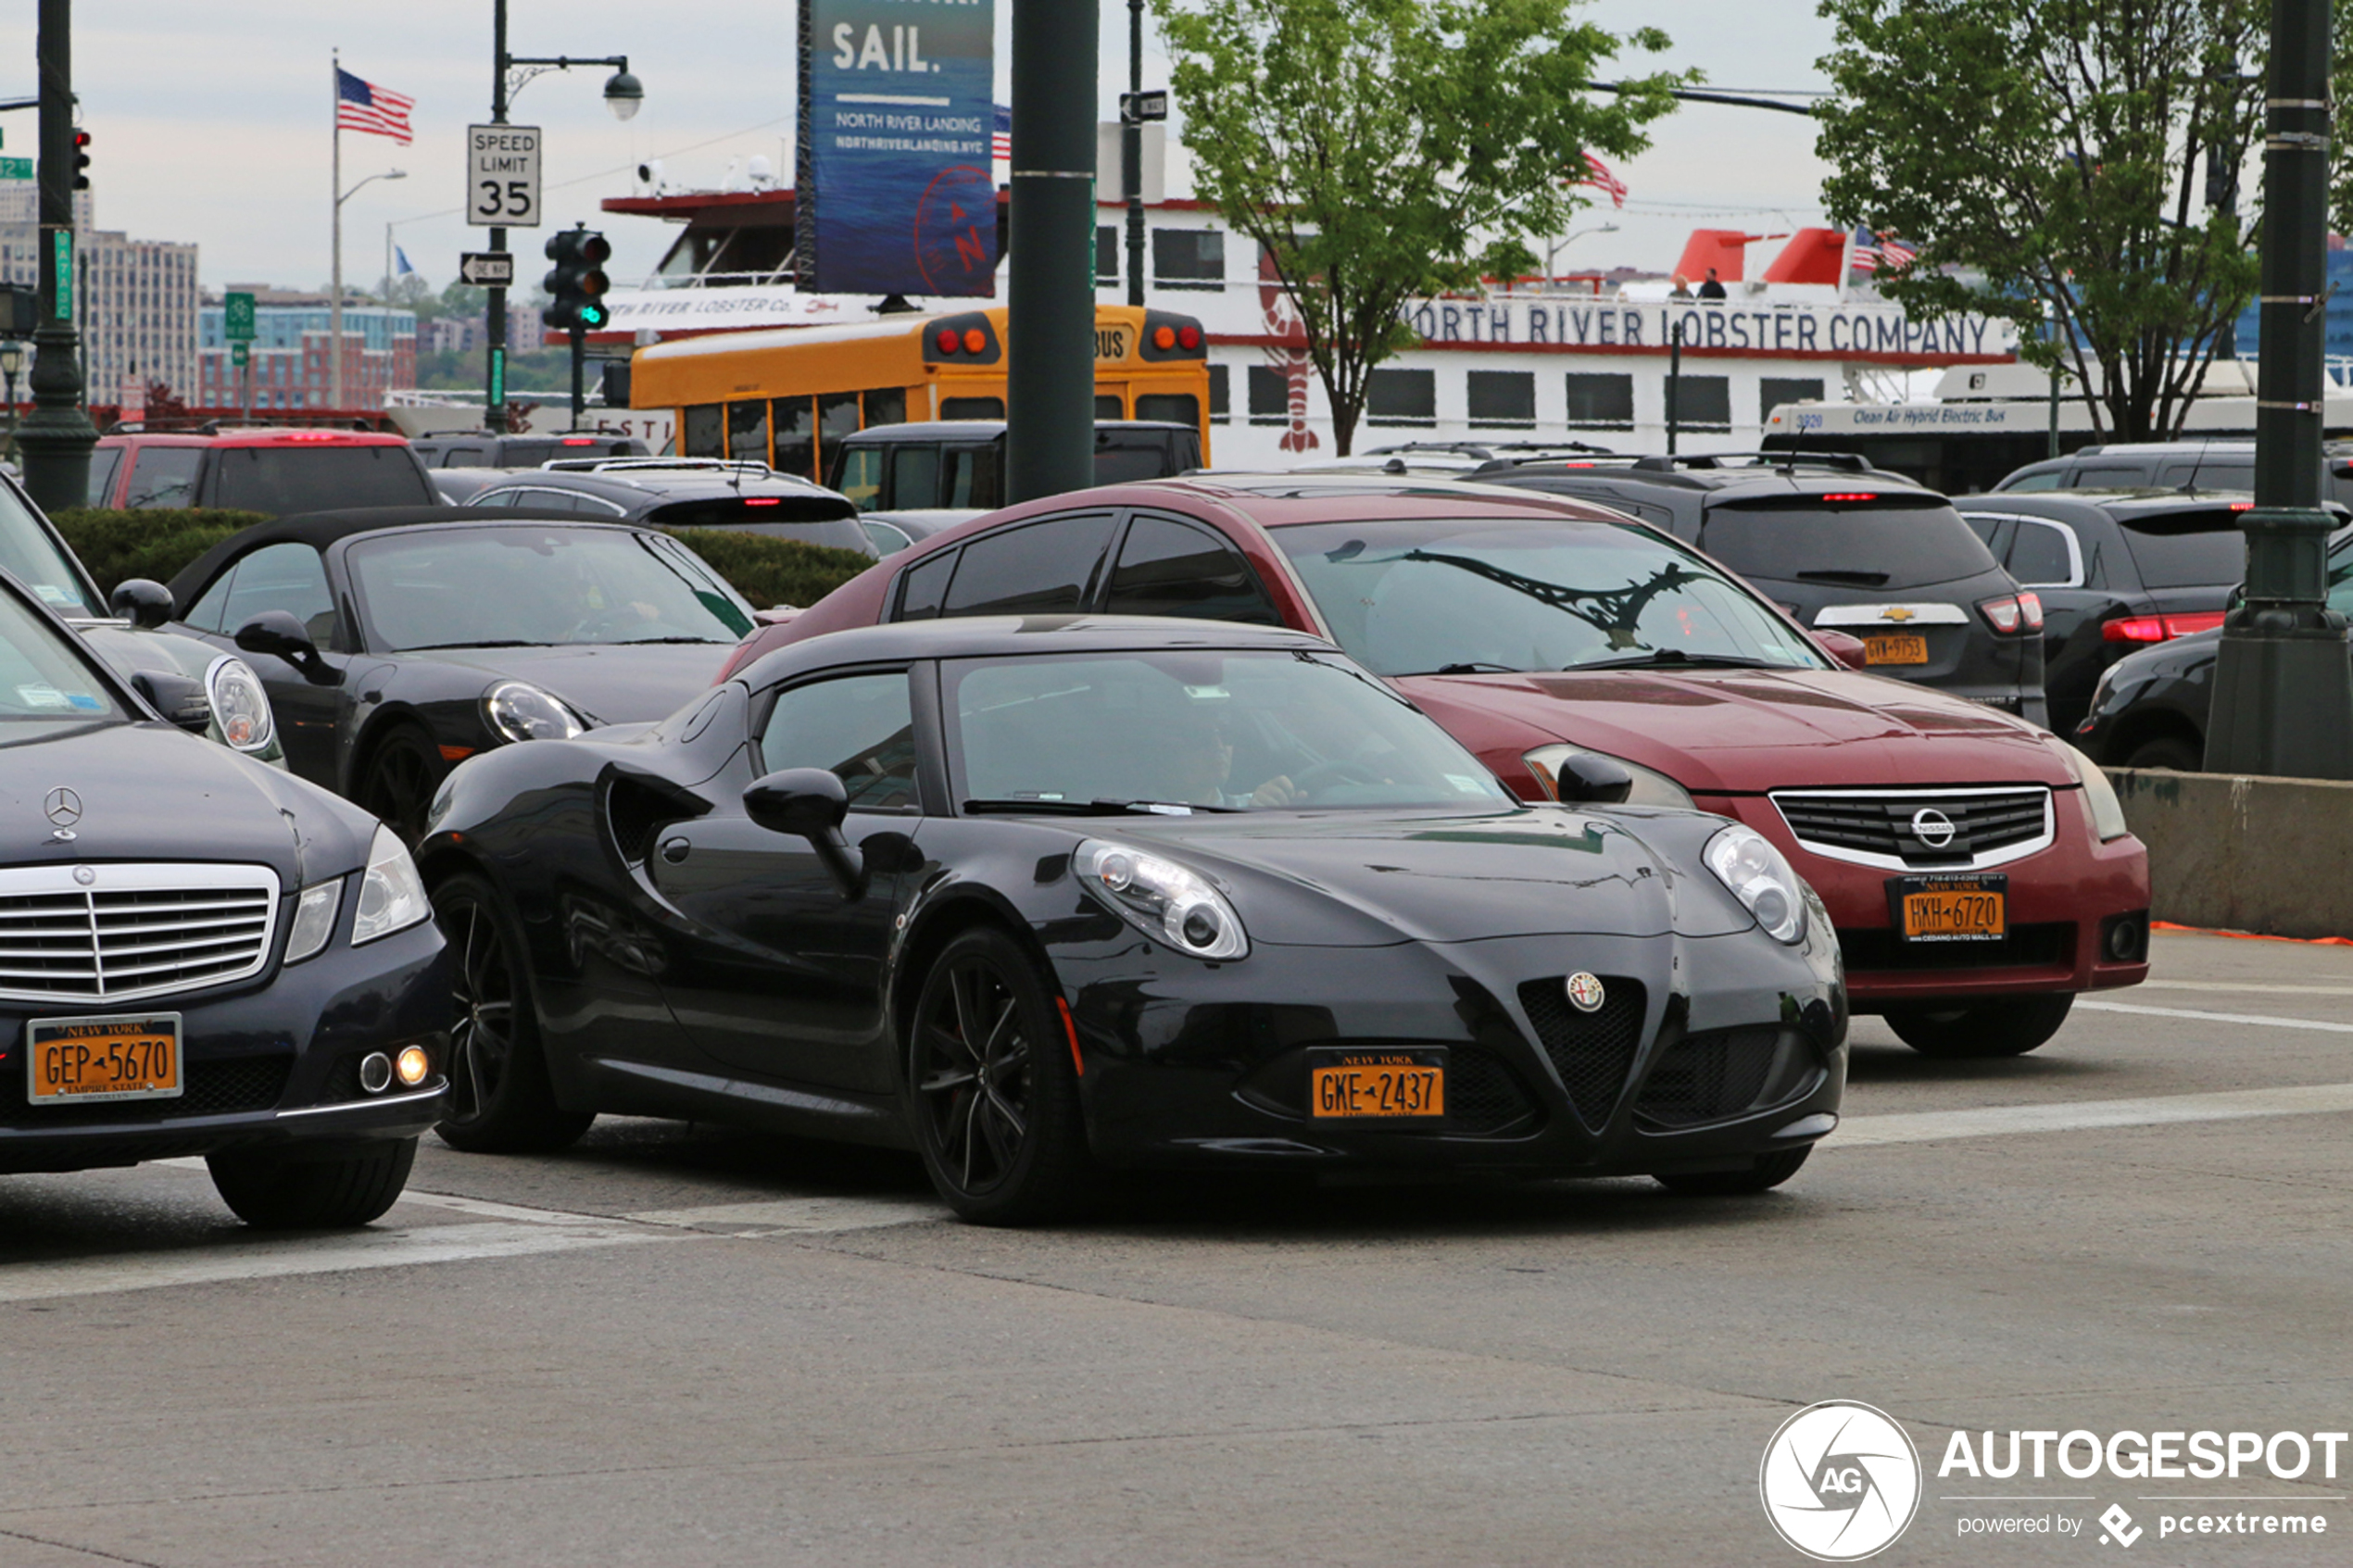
[743,767,866,898]
[131,670,210,734]
[109,578,174,630]
[1554,752,1633,804]
[1814,629,1872,671]
[233,611,339,685]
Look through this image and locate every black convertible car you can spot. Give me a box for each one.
[418,615,1846,1223]
[163,508,761,842]
[0,567,449,1225]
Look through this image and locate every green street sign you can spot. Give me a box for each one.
[223,291,257,342]
[0,159,30,181]
[231,342,250,368]
[51,231,69,320]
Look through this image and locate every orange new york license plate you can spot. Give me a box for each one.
[1894,874,2007,943]
[27,1014,182,1104]
[1865,633,1930,665]
[1309,1050,1445,1119]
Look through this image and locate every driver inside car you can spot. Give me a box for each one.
[1162,705,1301,809]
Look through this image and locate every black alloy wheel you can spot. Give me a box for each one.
[362,726,447,847]
[1654,1145,1811,1197]
[2123,734,2201,771]
[432,872,593,1153]
[208,1137,419,1229]
[1882,993,2075,1059]
[907,927,1089,1224]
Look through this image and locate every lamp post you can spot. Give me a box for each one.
[17,0,95,515]
[0,340,24,464]
[1544,221,1618,284]
[484,0,642,435]
[2203,0,2353,777]
[1006,0,1099,501]
[331,167,405,416]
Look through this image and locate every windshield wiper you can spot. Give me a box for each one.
[1567,649,1791,671]
[611,635,726,645]
[407,639,551,650]
[1793,570,1891,586]
[961,797,1239,816]
[1422,661,1523,675]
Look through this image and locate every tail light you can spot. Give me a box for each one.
[2017,590,2044,632]
[935,328,961,355]
[741,496,780,507]
[1977,594,2024,633]
[2101,610,2228,644]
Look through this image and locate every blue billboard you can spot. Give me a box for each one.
[798,0,998,297]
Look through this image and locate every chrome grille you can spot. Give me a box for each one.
[0,865,280,1003]
[1768,787,2054,871]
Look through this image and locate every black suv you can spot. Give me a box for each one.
[462,459,875,555]
[824,420,1204,512]
[1952,490,2316,734]
[1473,452,2047,722]
[1994,439,2353,507]
[410,432,651,468]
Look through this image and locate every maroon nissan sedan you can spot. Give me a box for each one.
[720,474,2150,1058]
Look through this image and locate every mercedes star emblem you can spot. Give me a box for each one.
[1909,807,1957,848]
[1566,972,1607,1013]
[43,787,82,827]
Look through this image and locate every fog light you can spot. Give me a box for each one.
[359,1051,393,1094]
[396,1045,431,1086]
[2103,913,2148,963]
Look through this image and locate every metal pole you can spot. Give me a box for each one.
[331,52,345,415]
[17,0,94,514]
[1005,0,1100,502]
[484,0,510,435]
[1666,318,1682,458]
[2205,0,2353,777]
[1123,0,1144,308]
[569,320,585,426]
[4,367,17,462]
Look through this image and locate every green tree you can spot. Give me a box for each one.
[1158,0,1681,454]
[1817,0,2266,444]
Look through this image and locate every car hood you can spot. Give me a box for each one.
[1102,805,1750,947]
[1395,667,2074,793]
[0,721,374,883]
[409,643,736,727]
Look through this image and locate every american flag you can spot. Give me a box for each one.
[1852,226,1916,274]
[1576,152,1628,208]
[1880,234,1918,270]
[1849,225,1881,272]
[992,104,1012,162]
[337,67,413,145]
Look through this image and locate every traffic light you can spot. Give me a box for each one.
[71,130,89,192]
[543,227,611,332]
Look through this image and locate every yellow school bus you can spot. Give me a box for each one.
[629,304,1213,481]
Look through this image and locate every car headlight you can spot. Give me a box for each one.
[484,681,585,744]
[1522,743,1697,809]
[2047,735,2133,841]
[352,824,431,946]
[1704,824,1808,944]
[283,879,343,963]
[205,655,275,754]
[1075,838,1249,960]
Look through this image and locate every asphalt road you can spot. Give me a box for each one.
[3,928,2350,1568]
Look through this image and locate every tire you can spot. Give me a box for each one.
[360,725,447,847]
[431,872,594,1154]
[1655,1145,1811,1197]
[1883,993,2074,1059]
[208,1136,418,1229]
[2123,734,2201,771]
[905,927,1090,1225]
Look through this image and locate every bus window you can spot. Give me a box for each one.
[773,396,816,480]
[818,392,860,477]
[1137,394,1200,427]
[837,446,884,511]
[863,386,907,427]
[943,445,1000,509]
[727,400,770,465]
[941,395,1005,420]
[682,405,724,458]
[891,445,941,508]
[1095,395,1125,419]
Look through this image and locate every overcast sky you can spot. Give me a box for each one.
[0,0,1840,295]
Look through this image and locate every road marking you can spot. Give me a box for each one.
[1834,1082,2353,1148]
[2137,981,2353,997]
[624,1196,950,1233]
[2076,1000,2353,1034]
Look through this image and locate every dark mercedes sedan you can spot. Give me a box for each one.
[417,616,1846,1223]
[163,508,760,841]
[0,570,449,1226]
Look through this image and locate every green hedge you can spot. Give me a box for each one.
[50,508,268,596]
[669,529,877,610]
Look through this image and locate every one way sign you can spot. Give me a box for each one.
[459,252,516,287]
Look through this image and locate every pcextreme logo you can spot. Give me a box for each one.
[1761,1400,1924,1561]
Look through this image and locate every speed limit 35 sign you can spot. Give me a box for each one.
[467,124,542,227]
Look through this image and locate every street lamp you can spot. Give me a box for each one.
[332,168,406,414]
[1546,222,1619,284]
[603,70,643,120]
[0,339,24,464]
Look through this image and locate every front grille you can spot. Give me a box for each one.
[1772,788,2051,868]
[1518,976,1646,1130]
[1839,922,2074,973]
[1635,1028,1781,1127]
[1441,1051,1541,1135]
[0,865,280,1003]
[2,1054,292,1125]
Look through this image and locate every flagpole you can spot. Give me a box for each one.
[332,48,345,417]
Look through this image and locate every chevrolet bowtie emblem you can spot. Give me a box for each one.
[1881,607,1915,622]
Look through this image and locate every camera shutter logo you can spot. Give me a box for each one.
[1759,1400,1920,1561]
[1566,971,1606,1013]
[1908,808,1957,849]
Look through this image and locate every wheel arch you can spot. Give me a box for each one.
[2103,704,2205,767]
[889,885,1063,1059]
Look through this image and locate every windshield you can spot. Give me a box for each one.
[946,649,1516,812]
[0,588,120,734]
[1276,518,1825,676]
[1697,495,1996,589]
[0,484,98,616]
[347,526,757,650]
[210,445,435,515]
